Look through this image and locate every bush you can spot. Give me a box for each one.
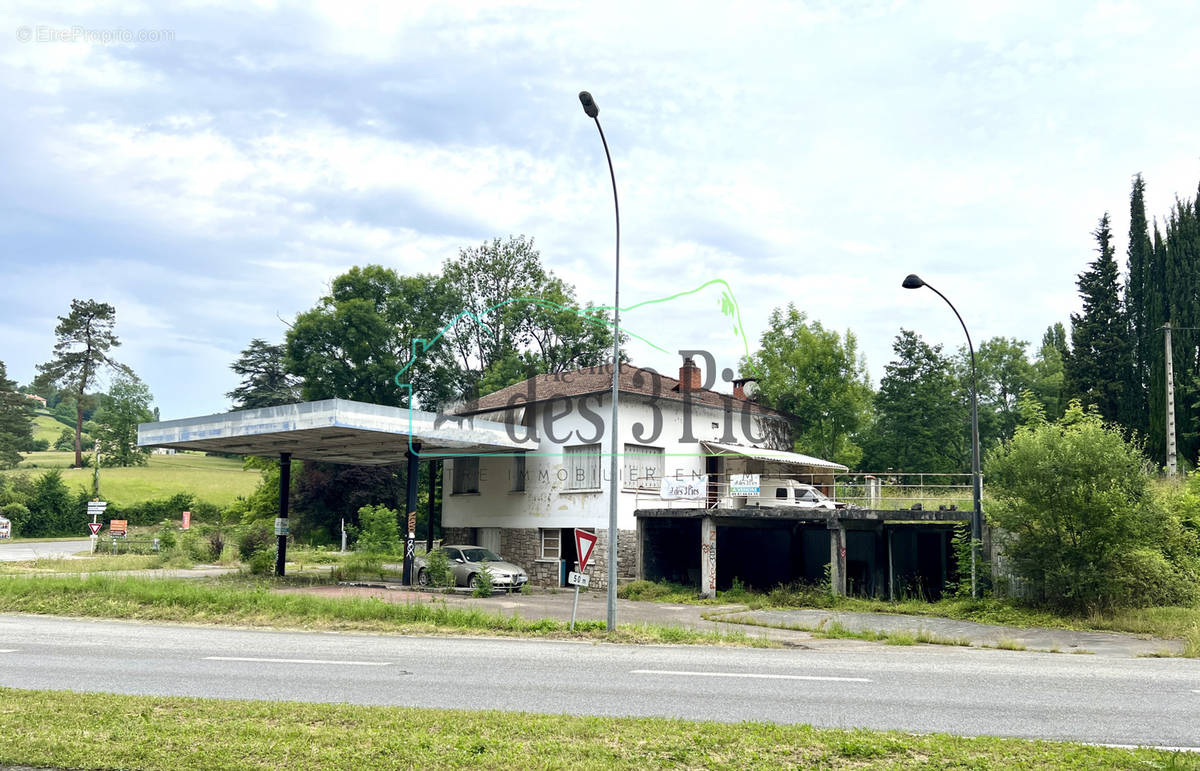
[354,504,400,554]
[987,399,1199,612]
[472,561,495,597]
[333,553,386,582]
[422,547,453,587]
[247,549,275,576]
[237,520,275,561]
[0,502,30,536]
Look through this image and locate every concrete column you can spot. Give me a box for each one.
[700,516,717,599]
[829,522,847,596]
[402,443,420,585]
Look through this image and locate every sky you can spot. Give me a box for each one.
[2,1,1199,419]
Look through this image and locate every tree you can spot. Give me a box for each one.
[92,375,155,467]
[743,304,872,467]
[25,469,73,538]
[970,337,1033,448]
[0,361,35,469]
[35,300,130,468]
[1028,323,1070,422]
[1064,213,1132,424]
[1124,174,1153,438]
[861,330,966,473]
[286,266,460,409]
[227,339,301,409]
[986,401,1199,611]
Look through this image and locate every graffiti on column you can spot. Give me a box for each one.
[703,526,717,592]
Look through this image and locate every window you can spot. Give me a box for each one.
[540,529,561,560]
[775,487,787,499]
[452,457,479,494]
[564,443,601,490]
[510,453,526,492]
[624,444,664,490]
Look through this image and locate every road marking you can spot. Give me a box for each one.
[631,669,870,683]
[0,649,17,653]
[205,656,391,667]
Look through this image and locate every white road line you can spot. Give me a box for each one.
[204,656,391,667]
[631,669,871,683]
[0,649,17,653]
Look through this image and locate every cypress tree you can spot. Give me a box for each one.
[1147,219,1169,461]
[1066,213,1132,424]
[1124,174,1152,436]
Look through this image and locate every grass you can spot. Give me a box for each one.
[621,579,1200,648]
[3,451,258,506]
[0,554,167,574]
[0,574,769,646]
[0,688,1192,770]
[995,637,1028,651]
[31,414,67,445]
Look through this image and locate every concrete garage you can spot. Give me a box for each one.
[636,507,967,599]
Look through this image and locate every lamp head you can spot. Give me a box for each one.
[902,274,926,290]
[579,91,599,118]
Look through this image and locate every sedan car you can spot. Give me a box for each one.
[415,544,529,592]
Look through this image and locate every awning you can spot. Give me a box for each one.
[137,398,536,465]
[701,441,848,472]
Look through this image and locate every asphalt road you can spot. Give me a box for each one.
[0,539,92,562]
[2,614,1198,749]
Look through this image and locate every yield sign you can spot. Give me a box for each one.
[87,522,102,536]
[575,529,598,571]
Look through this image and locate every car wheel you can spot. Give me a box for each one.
[417,568,429,587]
[467,573,478,589]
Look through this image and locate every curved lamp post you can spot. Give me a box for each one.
[902,274,982,599]
[579,90,620,631]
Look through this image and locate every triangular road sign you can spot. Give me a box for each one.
[87,522,102,536]
[575,529,598,572]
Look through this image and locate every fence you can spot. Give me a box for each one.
[636,471,977,512]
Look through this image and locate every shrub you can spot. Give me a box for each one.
[0,502,30,536]
[472,561,494,597]
[423,547,453,587]
[333,553,386,582]
[354,504,400,554]
[237,520,275,561]
[247,549,275,576]
[987,399,1199,612]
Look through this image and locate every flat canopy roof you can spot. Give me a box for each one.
[137,399,536,465]
[701,441,849,472]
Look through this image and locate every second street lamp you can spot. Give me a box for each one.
[579,90,621,631]
[901,273,983,599]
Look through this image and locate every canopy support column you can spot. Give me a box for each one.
[274,452,291,577]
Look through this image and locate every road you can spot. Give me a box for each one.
[0,539,92,562]
[1,615,1198,749]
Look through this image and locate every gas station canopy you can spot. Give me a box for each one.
[137,398,535,464]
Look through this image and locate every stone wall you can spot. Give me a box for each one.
[588,528,638,591]
[441,525,638,589]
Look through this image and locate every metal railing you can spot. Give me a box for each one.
[635,471,977,512]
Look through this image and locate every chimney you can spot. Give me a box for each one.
[733,378,748,400]
[679,357,701,391]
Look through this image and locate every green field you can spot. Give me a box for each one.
[0,688,1190,770]
[3,452,258,507]
[31,414,68,445]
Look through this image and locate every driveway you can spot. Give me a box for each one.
[0,538,92,562]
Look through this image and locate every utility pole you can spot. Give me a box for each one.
[1164,321,1178,475]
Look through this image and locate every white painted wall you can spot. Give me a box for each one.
[443,393,788,531]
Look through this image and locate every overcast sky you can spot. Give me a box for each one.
[3,1,1199,419]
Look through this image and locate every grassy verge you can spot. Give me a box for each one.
[0,554,174,574]
[0,575,767,646]
[619,580,1200,646]
[0,688,1190,771]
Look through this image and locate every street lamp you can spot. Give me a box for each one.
[579,90,621,631]
[901,273,983,599]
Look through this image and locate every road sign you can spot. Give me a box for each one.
[575,529,598,571]
[87,522,102,536]
[87,501,108,514]
[109,520,127,537]
[568,571,590,588]
[182,511,191,530]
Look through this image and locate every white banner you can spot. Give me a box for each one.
[730,473,760,496]
[660,475,707,500]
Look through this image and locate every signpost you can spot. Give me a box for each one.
[570,529,599,631]
[86,500,108,553]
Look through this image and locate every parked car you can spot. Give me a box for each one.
[415,544,529,591]
[748,478,841,510]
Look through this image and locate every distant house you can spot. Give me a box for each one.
[23,394,46,409]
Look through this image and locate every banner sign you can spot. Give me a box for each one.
[108,520,127,537]
[730,474,760,496]
[660,475,707,501]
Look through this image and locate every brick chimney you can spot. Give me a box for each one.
[679,357,701,391]
[732,378,748,400]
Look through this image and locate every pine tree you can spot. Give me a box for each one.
[1065,213,1132,424]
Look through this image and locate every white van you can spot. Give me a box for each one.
[747,478,838,510]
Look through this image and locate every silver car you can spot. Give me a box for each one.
[415,545,529,591]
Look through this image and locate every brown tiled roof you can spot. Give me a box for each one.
[454,364,791,419]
